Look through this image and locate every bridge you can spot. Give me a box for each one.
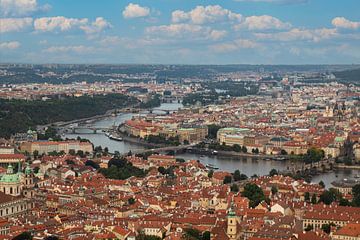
[286,158,336,174]
[57,126,113,134]
[115,144,193,156]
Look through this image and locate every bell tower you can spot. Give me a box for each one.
[22,162,35,198]
[227,202,238,239]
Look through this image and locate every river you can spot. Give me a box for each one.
[63,102,360,188]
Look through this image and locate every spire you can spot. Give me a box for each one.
[25,162,33,175]
[6,164,14,174]
[227,201,236,217]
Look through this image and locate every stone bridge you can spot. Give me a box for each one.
[288,158,336,174]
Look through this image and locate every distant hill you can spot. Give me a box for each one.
[334,68,360,85]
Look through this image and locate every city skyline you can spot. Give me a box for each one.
[1,0,360,64]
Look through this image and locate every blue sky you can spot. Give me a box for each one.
[0,0,359,64]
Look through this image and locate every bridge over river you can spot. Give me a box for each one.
[284,158,336,174]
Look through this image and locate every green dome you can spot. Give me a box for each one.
[0,164,21,183]
[0,173,20,183]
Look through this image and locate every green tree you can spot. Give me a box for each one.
[319,181,325,188]
[304,192,310,202]
[321,223,335,234]
[233,144,242,152]
[128,197,135,205]
[234,170,241,181]
[339,197,351,206]
[271,186,278,195]
[242,146,248,153]
[202,231,211,240]
[33,150,39,159]
[304,147,325,164]
[85,160,100,169]
[207,124,221,139]
[231,183,239,193]
[69,149,76,156]
[269,169,278,177]
[183,228,201,240]
[223,175,232,184]
[319,190,335,205]
[242,183,266,208]
[13,232,32,240]
[176,158,185,163]
[158,166,166,175]
[280,149,288,155]
[305,225,313,232]
[311,193,317,204]
[208,170,214,178]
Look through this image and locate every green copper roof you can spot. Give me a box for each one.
[0,164,21,183]
[0,173,20,183]
[25,162,33,175]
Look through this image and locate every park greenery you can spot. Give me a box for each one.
[139,94,161,109]
[144,134,180,146]
[242,183,268,208]
[99,156,147,180]
[206,124,221,139]
[0,94,137,138]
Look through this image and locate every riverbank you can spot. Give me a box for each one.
[335,164,360,170]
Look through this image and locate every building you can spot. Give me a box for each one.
[0,146,14,154]
[332,223,360,240]
[174,126,208,144]
[0,191,32,218]
[303,205,360,230]
[217,128,251,146]
[0,164,23,196]
[20,140,93,155]
[0,154,25,169]
[331,179,358,195]
[124,120,162,138]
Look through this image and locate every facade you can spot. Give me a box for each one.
[175,126,208,144]
[331,179,358,195]
[0,154,25,169]
[332,223,360,240]
[20,140,93,155]
[217,128,251,146]
[303,205,360,230]
[0,191,31,218]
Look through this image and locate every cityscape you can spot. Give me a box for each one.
[0,0,360,240]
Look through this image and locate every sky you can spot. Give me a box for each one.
[0,0,359,64]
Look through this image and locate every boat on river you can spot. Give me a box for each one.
[206,164,219,170]
[109,134,123,141]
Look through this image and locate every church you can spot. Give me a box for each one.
[0,162,35,218]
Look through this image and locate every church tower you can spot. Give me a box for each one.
[227,202,238,239]
[22,162,35,198]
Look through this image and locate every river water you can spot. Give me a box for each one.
[63,102,360,188]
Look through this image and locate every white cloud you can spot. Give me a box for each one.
[146,23,226,41]
[210,39,258,52]
[209,30,227,40]
[235,15,291,30]
[255,28,337,42]
[43,45,94,54]
[34,16,88,32]
[33,16,111,34]
[0,17,33,33]
[123,3,150,19]
[0,0,50,17]
[80,17,112,34]
[332,17,360,30]
[171,5,242,24]
[0,41,20,49]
